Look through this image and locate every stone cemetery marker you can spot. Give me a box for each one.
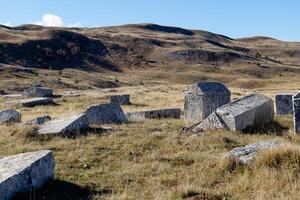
[126,108,181,122]
[22,85,53,98]
[275,93,293,115]
[110,94,130,105]
[0,109,21,124]
[293,92,300,134]
[0,150,54,200]
[195,94,274,132]
[184,82,231,125]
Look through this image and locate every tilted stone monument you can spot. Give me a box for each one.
[224,140,282,164]
[126,108,181,122]
[38,114,89,136]
[0,150,55,200]
[0,109,21,124]
[22,85,53,98]
[84,103,128,125]
[275,93,293,115]
[293,92,300,134]
[184,82,231,125]
[110,94,130,105]
[195,94,274,132]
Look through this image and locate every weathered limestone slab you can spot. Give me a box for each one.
[25,115,51,126]
[6,98,54,107]
[38,114,88,136]
[0,109,21,124]
[195,94,274,132]
[275,93,293,115]
[22,86,53,98]
[0,150,54,200]
[1,94,22,99]
[293,92,300,134]
[110,94,130,105]
[224,140,282,164]
[126,108,181,122]
[84,103,128,125]
[184,82,231,125]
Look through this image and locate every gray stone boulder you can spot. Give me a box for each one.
[22,86,53,98]
[25,115,51,126]
[6,98,54,107]
[0,109,21,124]
[0,150,54,200]
[84,103,128,125]
[38,114,89,136]
[126,108,181,122]
[224,140,282,164]
[293,92,300,134]
[275,93,293,115]
[184,82,231,125]
[110,94,130,105]
[195,94,274,132]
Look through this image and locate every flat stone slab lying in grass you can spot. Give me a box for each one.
[224,140,282,164]
[0,109,21,124]
[126,108,181,122]
[195,94,274,132]
[6,98,54,107]
[38,114,88,136]
[109,94,130,105]
[1,94,22,99]
[0,150,54,200]
[293,92,300,134]
[84,103,128,125]
[275,93,293,115]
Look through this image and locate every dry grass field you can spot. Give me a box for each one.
[0,82,299,200]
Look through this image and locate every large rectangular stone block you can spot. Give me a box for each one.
[84,103,128,125]
[275,93,293,115]
[38,114,89,136]
[184,82,231,125]
[195,94,274,132]
[293,92,300,134]
[22,86,53,98]
[0,150,54,200]
[126,108,181,122]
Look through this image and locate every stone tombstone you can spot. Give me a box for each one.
[293,92,300,134]
[195,94,274,132]
[0,150,54,200]
[110,94,130,105]
[126,108,181,122]
[22,85,53,98]
[0,109,21,124]
[184,82,231,125]
[275,93,293,115]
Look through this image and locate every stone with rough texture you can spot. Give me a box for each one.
[38,114,88,136]
[0,150,54,200]
[6,98,54,107]
[195,94,274,132]
[184,82,231,125]
[126,108,181,122]
[22,86,53,98]
[0,109,21,124]
[25,115,51,126]
[84,103,128,125]
[110,94,130,105]
[275,94,293,115]
[224,140,282,164]
[293,92,300,134]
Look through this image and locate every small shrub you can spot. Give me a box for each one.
[74,79,80,84]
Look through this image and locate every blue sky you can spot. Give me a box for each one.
[0,0,299,41]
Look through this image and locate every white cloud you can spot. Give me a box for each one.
[1,21,12,26]
[34,13,64,27]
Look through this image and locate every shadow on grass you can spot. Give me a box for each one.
[243,121,289,135]
[13,180,112,200]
